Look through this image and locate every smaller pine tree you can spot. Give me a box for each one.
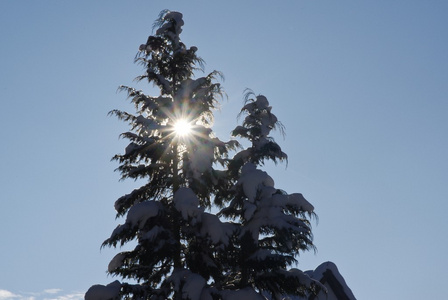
[220,90,320,299]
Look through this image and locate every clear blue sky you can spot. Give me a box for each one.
[1,1,447,299]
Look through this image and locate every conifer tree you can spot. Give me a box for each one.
[86,10,320,300]
[86,10,237,300]
[220,91,320,299]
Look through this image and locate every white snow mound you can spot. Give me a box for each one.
[126,201,160,228]
[237,163,275,202]
[174,187,203,221]
[85,280,121,300]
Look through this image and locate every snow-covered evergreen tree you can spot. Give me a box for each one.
[219,91,320,299]
[86,10,237,300]
[86,10,320,300]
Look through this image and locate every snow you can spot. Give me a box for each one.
[164,11,184,29]
[232,149,251,165]
[154,73,172,93]
[126,200,161,228]
[174,187,203,221]
[242,102,256,114]
[198,288,215,300]
[242,194,311,241]
[108,253,127,273]
[190,140,214,176]
[259,185,276,199]
[306,262,356,300]
[234,162,313,242]
[124,142,139,155]
[141,225,164,241]
[169,269,206,300]
[242,95,271,114]
[182,272,206,300]
[107,223,133,244]
[288,193,314,213]
[255,95,269,109]
[85,280,121,300]
[250,207,307,232]
[243,202,257,220]
[238,95,287,158]
[252,138,269,151]
[271,193,314,213]
[156,11,184,47]
[279,268,313,287]
[237,163,275,202]
[135,115,159,131]
[200,213,234,245]
[175,77,207,101]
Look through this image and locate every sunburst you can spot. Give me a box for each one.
[173,119,192,137]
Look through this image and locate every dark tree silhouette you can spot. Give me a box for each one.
[86,11,320,300]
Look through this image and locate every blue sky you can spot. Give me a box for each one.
[1,1,447,299]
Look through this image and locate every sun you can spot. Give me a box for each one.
[173,119,192,137]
